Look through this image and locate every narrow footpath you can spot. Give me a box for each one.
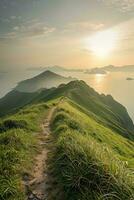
[23,107,56,200]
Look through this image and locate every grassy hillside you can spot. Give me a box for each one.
[51,100,134,200]
[0,80,134,199]
[0,88,56,117]
[0,80,133,141]
[39,80,134,139]
[0,90,39,117]
[0,102,51,200]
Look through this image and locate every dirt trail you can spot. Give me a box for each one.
[23,107,56,200]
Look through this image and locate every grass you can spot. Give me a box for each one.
[0,80,134,200]
[0,102,50,200]
[51,99,134,200]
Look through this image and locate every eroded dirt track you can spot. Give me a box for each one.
[23,107,56,200]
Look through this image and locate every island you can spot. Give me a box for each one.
[126,77,134,81]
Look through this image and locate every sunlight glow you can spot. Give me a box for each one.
[87,30,118,58]
[95,74,105,83]
[93,74,107,91]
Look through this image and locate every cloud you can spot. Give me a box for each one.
[0,18,10,23]
[10,16,17,20]
[13,26,19,31]
[101,0,134,12]
[0,32,17,43]
[62,21,105,36]
[0,15,21,23]
[68,22,104,31]
[16,22,56,38]
[0,21,56,42]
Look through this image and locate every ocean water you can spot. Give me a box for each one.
[0,70,134,122]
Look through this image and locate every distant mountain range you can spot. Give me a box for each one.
[27,65,134,75]
[16,70,76,92]
[102,65,134,72]
[85,67,107,74]
[85,65,134,75]
[85,65,134,74]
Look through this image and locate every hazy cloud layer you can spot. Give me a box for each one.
[0,21,56,41]
[65,22,105,33]
[101,0,134,12]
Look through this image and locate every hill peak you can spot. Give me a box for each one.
[15,71,75,92]
[32,70,62,80]
[58,80,96,93]
[38,70,58,76]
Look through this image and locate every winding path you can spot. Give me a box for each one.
[24,107,56,200]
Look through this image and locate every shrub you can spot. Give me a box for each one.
[67,119,82,131]
[4,119,28,129]
[52,112,69,127]
[0,123,6,132]
[0,132,22,147]
[0,119,28,133]
[54,124,68,135]
[41,104,49,109]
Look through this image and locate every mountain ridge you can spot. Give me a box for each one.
[0,72,133,139]
[41,80,134,138]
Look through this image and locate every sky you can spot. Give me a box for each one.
[0,0,134,71]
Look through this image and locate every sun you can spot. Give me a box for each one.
[87,29,118,58]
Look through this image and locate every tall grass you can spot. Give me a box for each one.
[51,101,134,200]
[0,103,49,200]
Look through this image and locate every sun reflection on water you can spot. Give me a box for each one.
[93,74,107,92]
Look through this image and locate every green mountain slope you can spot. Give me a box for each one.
[37,80,134,139]
[0,90,39,117]
[16,70,75,92]
[51,101,134,200]
[0,80,134,200]
[0,88,56,117]
[0,80,133,138]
